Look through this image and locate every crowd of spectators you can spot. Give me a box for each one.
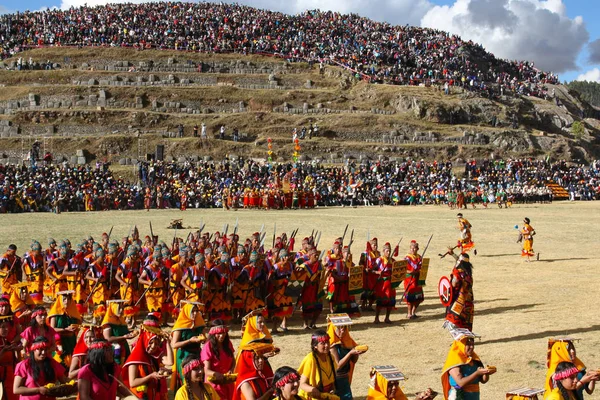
[1,157,598,213]
[0,2,557,97]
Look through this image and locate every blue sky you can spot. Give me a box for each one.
[0,0,598,82]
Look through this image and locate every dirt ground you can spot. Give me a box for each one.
[2,201,600,399]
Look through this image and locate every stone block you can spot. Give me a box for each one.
[88,79,97,86]
[70,155,78,164]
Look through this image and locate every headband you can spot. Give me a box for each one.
[312,334,330,343]
[31,341,50,351]
[553,367,579,381]
[32,309,47,318]
[209,325,228,335]
[0,298,8,305]
[183,359,203,375]
[89,341,112,350]
[275,372,300,388]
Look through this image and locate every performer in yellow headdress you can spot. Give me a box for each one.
[10,282,35,325]
[545,362,599,400]
[240,313,272,347]
[544,338,594,398]
[367,366,408,400]
[326,314,365,400]
[171,301,206,391]
[102,299,137,366]
[47,290,82,367]
[441,331,494,400]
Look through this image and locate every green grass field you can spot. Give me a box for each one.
[2,201,600,399]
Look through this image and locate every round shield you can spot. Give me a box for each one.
[438,276,452,307]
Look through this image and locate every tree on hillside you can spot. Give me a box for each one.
[572,121,585,140]
[567,81,600,107]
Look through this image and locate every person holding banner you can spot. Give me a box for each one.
[373,243,395,324]
[443,252,474,331]
[404,241,424,320]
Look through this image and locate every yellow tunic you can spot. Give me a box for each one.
[298,352,338,400]
[174,383,221,400]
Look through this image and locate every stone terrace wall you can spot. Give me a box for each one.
[81,58,309,75]
[71,73,313,90]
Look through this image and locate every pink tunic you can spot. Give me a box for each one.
[14,358,65,400]
[77,364,122,398]
[20,326,58,351]
[201,341,235,400]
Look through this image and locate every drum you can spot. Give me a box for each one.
[418,258,430,286]
[391,260,407,289]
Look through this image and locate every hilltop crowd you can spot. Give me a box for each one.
[1,157,598,213]
[0,2,557,97]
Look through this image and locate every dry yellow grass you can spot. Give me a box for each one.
[2,201,599,399]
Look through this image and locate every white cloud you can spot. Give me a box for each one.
[420,0,589,74]
[576,68,600,83]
